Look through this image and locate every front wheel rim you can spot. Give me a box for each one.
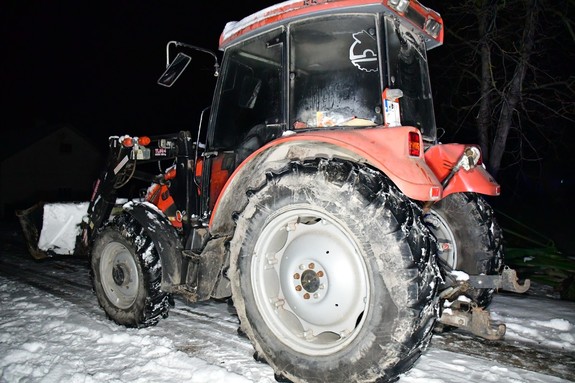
[100,241,139,309]
[250,207,370,356]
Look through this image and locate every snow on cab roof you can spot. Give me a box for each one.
[219,0,302,49]
[218,0,443,50]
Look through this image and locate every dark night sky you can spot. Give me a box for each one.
[1,1,280,147]
[2,1,573,247]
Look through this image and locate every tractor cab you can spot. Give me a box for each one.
[211,1,442,142]
[162,1,445,215]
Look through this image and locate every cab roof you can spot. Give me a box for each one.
[219,0,443,50]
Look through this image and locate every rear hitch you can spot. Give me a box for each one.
[437,265,530,340]
[456,266,531,294]
[439,302,506,341]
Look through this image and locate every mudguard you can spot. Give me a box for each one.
[123,201,184,292]
[424,143,500,198]
[209,126,442,235]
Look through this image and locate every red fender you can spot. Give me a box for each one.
[210,126,444,229]
[250,127,442,201]
[424,143,500,198]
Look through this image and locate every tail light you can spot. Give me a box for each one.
[408,131,421,157]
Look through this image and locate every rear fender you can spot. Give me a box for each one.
[209,126,441,236]
[424,143,500,198]
[123,201,183,292]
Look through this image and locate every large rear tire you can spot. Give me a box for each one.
[230,159,439,383]
[424,193,503,307]
[91,214,170,327]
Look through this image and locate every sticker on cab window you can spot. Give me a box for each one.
[349,30,378,73]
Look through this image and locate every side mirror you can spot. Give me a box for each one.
[157,53,192,87]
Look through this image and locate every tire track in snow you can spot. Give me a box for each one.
[0,248,274,381]
[1,235,572,381]
[432,328,575,380]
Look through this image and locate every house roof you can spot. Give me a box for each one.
[1,123,102,162]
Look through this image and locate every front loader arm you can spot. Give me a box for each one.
[82,137,130,246]
[82,134,183,246]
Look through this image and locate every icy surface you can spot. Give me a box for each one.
[0,269,573,382]
[0,277,251,383]
[4,206,575,382]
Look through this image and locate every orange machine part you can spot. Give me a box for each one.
[145,171,183,229]
[209,155,232,211]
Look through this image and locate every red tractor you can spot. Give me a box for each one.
[79,1,529,382]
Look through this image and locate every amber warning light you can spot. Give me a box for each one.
[121,136,151,148]
[408,132,421,157]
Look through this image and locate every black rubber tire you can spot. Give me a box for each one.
[229,159,439,383]
[424,193,504,307]
[90,213,170,327]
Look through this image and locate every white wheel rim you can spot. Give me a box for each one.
[424,211,458,268]
[100,242,139,309]
[251,207,369,356]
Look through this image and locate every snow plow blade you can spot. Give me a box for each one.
[15,202,88,259]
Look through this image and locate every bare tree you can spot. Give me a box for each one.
[430,0,575,179]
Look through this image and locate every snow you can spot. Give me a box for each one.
[0,276,252,383]
[37,202,89,255]
[2,211,574,383]
[450,270,470,281]
[221,0,301,46]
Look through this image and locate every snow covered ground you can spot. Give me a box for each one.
[1,224,574,383]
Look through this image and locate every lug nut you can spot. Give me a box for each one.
[317,271,324,277]
[295,285,302,292]
[308,262,315,269]
[303,293,310,300]
[294,273,300,280]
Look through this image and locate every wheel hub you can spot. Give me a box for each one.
[112,264,129,286]
[301,269,320,293]
[293,262,326,299]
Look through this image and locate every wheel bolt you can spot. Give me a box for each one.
[295,285,302,292]
[303,293,310,300]
[294,273,301,280]
[317,271,324,277]
[308,262,315,269]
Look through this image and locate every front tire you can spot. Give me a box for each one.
[91,213,170,327]
[230,160,439,383]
